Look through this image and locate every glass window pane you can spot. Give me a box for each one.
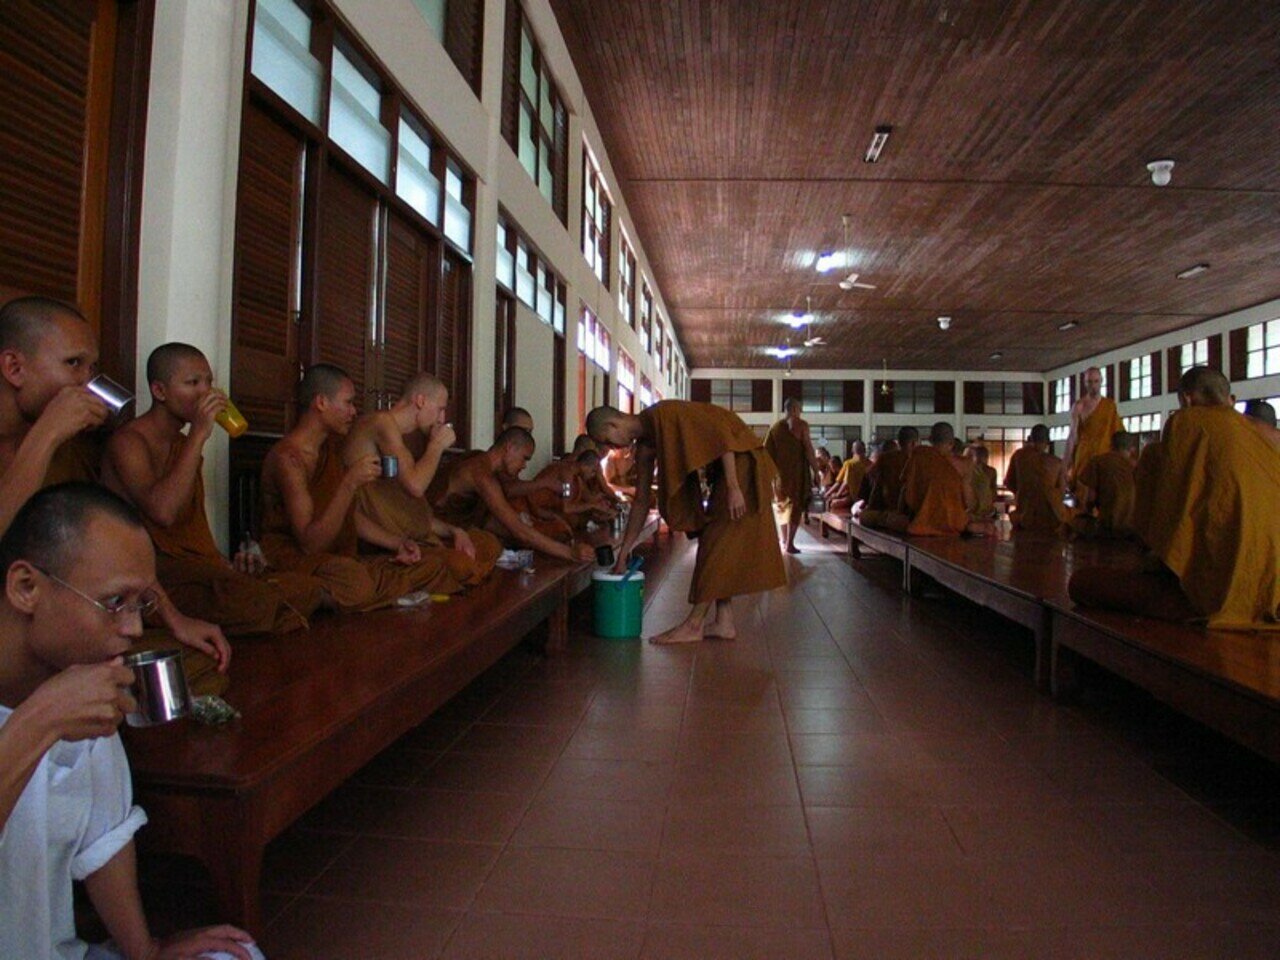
[539,71,554,133]
[520,30,537,99]
[251,0,323,124]
[1248,353,1264,379]
[411,0,446,38]
[518,106,537,177]
[395,118,440,224]
[330,49,389,181]
[1268,320,1280,346]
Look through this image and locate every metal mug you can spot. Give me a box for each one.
[123,649,191,727]
[595,543,615,567]
[85,374,135,416]
[380,455,399,478]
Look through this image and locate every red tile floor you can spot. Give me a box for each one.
[141,525,1280,958]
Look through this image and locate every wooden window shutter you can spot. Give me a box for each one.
[1207,333,1223,373]
[499,0,520,150]
[873,381,894,414]
[600,199,612,289]
[437,249,472,446]
[934,381,955,414]
[316,163,376,410]
[1150,352,1162,396]
[230,101,306,434]
[0,0,96,306]
[690,379,710,403]
[1118,361,1131,402]
[552,330,565,455]
[751,379,772,413]
[382,212,432,400]
[443,0,483,95]
[781,379,802,405]
[962,381,984,415]
[1104,364,1117,399]
[552,100,570,224]
[842,380,864,413]
[1166,347,1180,394]
[1228,328,1248,381]
[1022,381,1045,415]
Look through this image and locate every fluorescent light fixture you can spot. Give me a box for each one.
[815,250,848,273]
[864,124,893,164]
[1176,263,1209,279]
[989,351,1004,361]
[766,346,798,359]
[1058,321,1078,331]
[782,311,811,329]
[937,316,952,330]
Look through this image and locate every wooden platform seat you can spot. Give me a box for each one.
[819,510,851,540]
[123,513,662,933]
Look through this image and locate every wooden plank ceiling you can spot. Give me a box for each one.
[549,0,1280,372]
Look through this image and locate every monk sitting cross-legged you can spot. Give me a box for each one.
[602,444,639,501]
[102,344,324,635]
[343,372,501,588]
[525,450,617,541]
[827,441,869,513]
[1073,430,1137,539]
[431,427,595,564]
[857,428,917,529]
[588,400,787,645]
[877,422,988,537]
[1065,366,1123,503]
[1008,424,1071,536]
[1070,368,1280,629]
[764,398,821,553]
[966,445,998,523]
[259,364,467,612]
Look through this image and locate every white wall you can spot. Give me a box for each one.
[512,303,554,472]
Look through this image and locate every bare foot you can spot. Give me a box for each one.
[648,621,705,645]
[786,545,801,554]
[703,620,738,640]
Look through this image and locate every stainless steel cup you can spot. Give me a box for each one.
[380,455,399,478]
[85,374,135,416]
[123,649,191,727]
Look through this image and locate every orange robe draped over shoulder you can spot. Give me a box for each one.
[865,449,908,512]
[1072,397,1123,481]
[1010,451,1070,534]
[1078,450,1136,537]
[764,419,810,521]
[970,465,997,522]
[1142,405,1280,629]
[641,401,786,603]
[901,446,969,537]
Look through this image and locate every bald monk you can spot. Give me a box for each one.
[1070,368,1280,629]
[827,441,869,513]
[0,297,231,679]
[1242,399,1280,450]
[525,450,616,540]
[1073,431,1137,539]
[895,422,986,537]
[432,427,595,563]
[102,344,323,635]
[1065,367,1123,499]
[343,373,501,587]
[570,434,620,515]
[260,364,468,611]
[967,445,998,523]
[815,447,836,490]
[501,405,534,433]
[764,398,821,553]
[588,401,786,645]
[857,428,917,527]
[1008,424,1070,535]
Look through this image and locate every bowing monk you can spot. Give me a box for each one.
[1065,367,1123,499]
[967,446,998,522]
[587,401,786,645]
[102,344,323,635]
[857,428,917,528]
[432,427,595,563]
[343,373,500,587]
[764,398,820,553]
[259,364,466,611]
[0,297,230,679]
[827,441,869,513]
[1069,368,1280,629]
[1008,424,1070,535]
[526,450,616,539]
[1073,431,1137,539]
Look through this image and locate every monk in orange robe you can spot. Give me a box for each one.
[827,441,868,512]
[343,372,501,588]
[1009,424,1070,535]
[1065,366,1123,499]
[103,344,324,635]
[898,423,988,537]
[764,398,820,553]
[525,450,616,540]
[431,428,596,563]
[588,401,786,645]
[1243,399,1280,450]
[856,428,917,529]
[1073,430,1137,539]
[260,364,470,612]
[967,445,998,523]
[1070,368,1280,629]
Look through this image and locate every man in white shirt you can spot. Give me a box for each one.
[0,482,263,960]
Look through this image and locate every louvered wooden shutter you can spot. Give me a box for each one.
[600,199,613,289]
[1150,353,1162,396]
[781,379,802,405]
[690,380,710,403]
[552,331,566,455]
[499,0,520,150]
[0,0,95,304]
[1228,328,1248,382]
[1022,381,1045,415]
[444,0,483,95]
[1207,333,1223,373]
[230,101,306,434]
[437,250,471,446]
[316,163,376,410]
[1166,347,1180,394]
[553,99,569,224]
[1118,361,1131,402]
[934,381,955,414]
[382,212,432,399]
[842,380,864,413]
[751,379,772,413]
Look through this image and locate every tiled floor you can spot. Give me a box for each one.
[143,527,1280,959]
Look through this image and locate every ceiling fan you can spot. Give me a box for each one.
[799,296,825,346]
[826,215,876,291]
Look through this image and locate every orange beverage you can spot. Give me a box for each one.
[215,399,249,438]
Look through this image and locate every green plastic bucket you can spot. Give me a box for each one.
[592,569,645,638]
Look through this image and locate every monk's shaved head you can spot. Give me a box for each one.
[494,426,535,453]
[1111,430,1137,452]
[972,446,990,464]
[296,363,351,409]
[501,406,533,430]
[146,342,207,386]
[401,372,446,402]
[586,405,625,442]
[1029,424,1050,445]
[574,448,600,465]
[851,440,866,457]
[1242,399,1276,428]
[896,427,919,447]
[572,434,597,455]
[929,422,955,447]
[783,397,801,414]
[0,295,88,354]
[1178,366,1232,406]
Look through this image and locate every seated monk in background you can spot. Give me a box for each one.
[1130,418,1172,544]
[588,400,786,645]
[103,344,323,635]
[603,443,639,500]
[1242,399,1280,450]
[882,422,986,537]
[827,441,868,513]
[1073,430,1137,539]
[857,428,917,528]
[526,450,616,540]
[260,364,468,611]
[1070,367,1280,629]
[432,427,594,564]
[1008,424,1070,536]
[967,445,997,523]
[569,434,618,511]
[343,373,500,587]
[764,398,820,553]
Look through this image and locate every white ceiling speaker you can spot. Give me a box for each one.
[1146,159,1174,186]
[937,316,952,330]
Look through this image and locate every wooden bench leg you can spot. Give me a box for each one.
[1032,609,1052,693]
[848,537,863,559]
[202,804,265,934]
[545,587,570,654]
[820,522,830,540]
[905,561,924,597]
[1050,641,1083,701]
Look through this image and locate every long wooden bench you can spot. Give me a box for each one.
[124,514,662,932]
[818,510,852,541]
